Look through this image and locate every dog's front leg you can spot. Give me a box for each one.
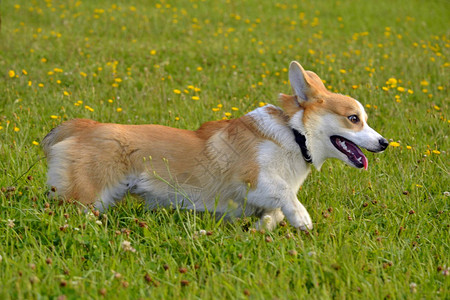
[248,183,313,230]
[281,194,313,231]
[255,208,285,231]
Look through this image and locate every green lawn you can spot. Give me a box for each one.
[1,0,449,299]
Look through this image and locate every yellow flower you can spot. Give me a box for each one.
[352,85,358,89]
[196,66,203,71]
[194,87,201,92]
[191,96,199,100]
[187,85,194,90]
[382,87,389,91]
[116,107,122,112]
[9,70,15,78]
[22,69,28,75]
[28,81,32,86]
[212,108,220,112]
[434,105,440,111]
[258,102,266,107]
[80,72,87,77]
[56,80,61,84]
[32,141,39,146]
[217,104,223,108]
[406,146,412,150]
[114,78,122,82]
[54,68,63,73]
[339,69,346,74]
[84,105,94,112]
[175,117,180,121]
[397,87,405,92]
[50,115,58,119]
[150,50,157,55]
[173,89,181,94]
[0,126,3,130]
[231,107,239,111]
[415,184,423,188]
[432,150,441,154]
[407,89,414,94]
[420,80,429,86]
[38,83,44,87]
[14,127,20,132]
[224,112,232,117]
[389,141,400,147]
[41,58,47,63]
[63,91,70,96]
[108,99,113,103]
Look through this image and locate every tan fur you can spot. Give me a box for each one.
[43,116,263,205]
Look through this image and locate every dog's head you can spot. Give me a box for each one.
[280,61,388,170]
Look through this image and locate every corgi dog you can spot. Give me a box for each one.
[43,61,388,230]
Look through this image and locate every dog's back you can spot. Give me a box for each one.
[42,119,98,157]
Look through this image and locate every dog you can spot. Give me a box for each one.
[43,61,388,230]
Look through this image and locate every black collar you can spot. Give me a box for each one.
[292,129,312,164]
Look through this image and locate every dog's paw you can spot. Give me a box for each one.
[297,214,313,231]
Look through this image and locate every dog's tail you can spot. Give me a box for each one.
[42,119,97,157]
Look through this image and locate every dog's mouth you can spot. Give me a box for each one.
[330,135,368,170]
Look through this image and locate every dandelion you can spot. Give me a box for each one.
[116,108,122,112]
[194,87,201,92]
[28,81,32,86]
[41,58,47,63]
[212,108,220,112]
[32,141,39,146]
[84,106,94,112]
[80,72,87,77]
[187,85,194,90]
[9,70,15,78]
[339,69,346,74]
[420,80,429,86]
[397,87,405,92]
[389,141,400,147]
[173,89,181,94]
[231,107,239,111]
[432,150,441,154]
[22,69,27,75]
[175,117,180,121]
[434,105,440,111]
[63,91,70,96]
[191,96,199,100]
[150,50,157,55]
[406,146,412,150]
[121,240,136,253]
[14,127,20,132]
[224,112,232,117]
[258,102,266,107]
[114,78,122,83]
[196,66,203,71]
[50,115,58,119]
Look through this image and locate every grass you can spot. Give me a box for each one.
[0,0,449,298]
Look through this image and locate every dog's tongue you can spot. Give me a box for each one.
[334,137,368,170]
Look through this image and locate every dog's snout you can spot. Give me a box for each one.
[379,138,389,150]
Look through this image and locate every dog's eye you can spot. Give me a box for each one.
[348,115,359,123]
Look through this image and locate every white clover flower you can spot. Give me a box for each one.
[199,229,206,235]
[95,220,102,225]
[121,240,136,253]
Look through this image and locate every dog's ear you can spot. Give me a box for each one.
[289,61,326,102]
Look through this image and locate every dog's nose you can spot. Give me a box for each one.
[379,138,389,150]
